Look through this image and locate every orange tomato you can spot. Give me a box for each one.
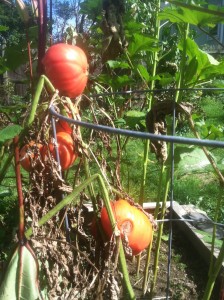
[100,199,153,255]
[19,142,43,172]
[42,132,77,170]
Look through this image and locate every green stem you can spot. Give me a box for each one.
[25,75,55,128]
[202,239,224,300]
[150,166,170,299]
[142,164,165,293]
[139,0,161,204]
[209,187,223,275]
[119,243,136,299]
[137,0,161,280]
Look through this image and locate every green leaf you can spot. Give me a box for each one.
[128,33,159,57]
[175,146,215,175]
[0,245,41,299]
[0,125,23,143]
[0,25,9,32]
[98,74,134,89]
[4,44,28,71]
[106,60,130,70]
[114,118,126,127]
[124,110,146,129]
[178,38,220,82]
[184,56,199,83]
[137,64,150,82]
[159,6,224,27]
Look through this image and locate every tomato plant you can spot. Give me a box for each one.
[42,131,77,170]
[19,142,43,172]
[42,43,88,98]
[100,199,153,255]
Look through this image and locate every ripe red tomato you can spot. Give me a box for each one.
[56,105,79,135]
[56,120,72,134]
[42,43,88,98]
[42,132,77,170]
[101,199,153,255]
[19,142,43,172]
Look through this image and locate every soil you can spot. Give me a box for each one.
[128,225,221,300]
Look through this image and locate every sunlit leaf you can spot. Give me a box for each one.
[175,146,215,174]
[0,244,41,299]
[159,6,224,27]
[137,64,150,82]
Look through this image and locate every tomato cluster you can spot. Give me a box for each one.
[42,43,88,99]
[100,199,153,255]
[20,131,78,172]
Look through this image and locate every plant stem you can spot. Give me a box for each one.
[119,243,136,299]
[142,164,165,293]
[13,136,25,242]
[149,166,170,299]
[25,75,56,128]
[137,0,161,282]
[202,239,224,300]
[209,187,223,275]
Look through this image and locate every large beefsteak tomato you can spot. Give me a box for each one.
[101,199,153,255]
[42,43,88,98]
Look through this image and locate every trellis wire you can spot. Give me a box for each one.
[51,115,70,242]
[49,87,224,299]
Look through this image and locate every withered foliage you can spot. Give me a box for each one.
[146,99,193,163]
[23,99,124,300]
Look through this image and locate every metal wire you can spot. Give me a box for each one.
[49,106,224,148]
[156,218,224,227]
